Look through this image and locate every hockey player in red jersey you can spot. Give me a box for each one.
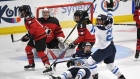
[38,8,65,49]
[121,0,140,59]
[69,10,95,51]
[18,5,52,73]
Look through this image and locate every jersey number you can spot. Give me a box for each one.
[106,28,113,41]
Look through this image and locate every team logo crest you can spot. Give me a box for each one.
[101,0,119,12]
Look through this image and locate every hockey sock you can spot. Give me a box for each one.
[25,46,34,64]
[76,69,86,79]
[106,63,122,77]
[59,71,72,79]
[87,56,97,75]
[38,51,50,67]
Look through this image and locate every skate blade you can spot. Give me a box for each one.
[43,71,53,75]
[24,68,35,71]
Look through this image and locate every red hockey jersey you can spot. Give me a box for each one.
[38,17,65,43]
[24,17,47,41]
[74,23,95,45]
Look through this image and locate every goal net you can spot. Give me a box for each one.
[35,2,94,59]
[36,2,94,29]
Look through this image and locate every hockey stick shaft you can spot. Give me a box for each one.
[11,34,21,42]
[50,46,71,67]
[63,0,96,43]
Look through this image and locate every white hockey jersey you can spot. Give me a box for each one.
[94,12,113,49]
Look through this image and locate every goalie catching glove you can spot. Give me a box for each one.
[21,34,30,42]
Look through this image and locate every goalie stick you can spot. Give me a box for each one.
[11,34,21,42]
[63,0,96,43]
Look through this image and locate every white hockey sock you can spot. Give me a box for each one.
[76,69,86,79]
[59,71,72,79]
[106,63,122,77]
[87,56,97,75]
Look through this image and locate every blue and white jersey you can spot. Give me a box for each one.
[70,57,89,68]
[95,12,113,49]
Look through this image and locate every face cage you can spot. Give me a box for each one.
[18,10,24,18]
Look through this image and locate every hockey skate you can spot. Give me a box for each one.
[24,64,35,71]
[92,73,98,79]
[118,75,126,79]
[135,50,140,59]
[43,67,53,74]
[48,75,61,79]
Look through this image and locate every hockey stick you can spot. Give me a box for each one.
[11,34,21,42]
[114,24,136,26]
[49,46,71,70]
[63,0,96,43]
[58,41,65,49]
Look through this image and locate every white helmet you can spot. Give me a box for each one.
[42,8,50,19]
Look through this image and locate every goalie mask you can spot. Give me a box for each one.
[42,8,50,19]
[74,10,89,23]
[18,5,32,18]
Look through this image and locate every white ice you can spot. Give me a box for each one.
[0,25,140,79]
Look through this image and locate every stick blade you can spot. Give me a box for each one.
[11,34,14,42]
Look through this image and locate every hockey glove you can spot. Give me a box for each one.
[67,60,75,68]
[121,0,127,2]
[104,17,113,26]
[71,54,76,58]
[106,0,114,11]
[69,42,76,48]
[21,34,30,42]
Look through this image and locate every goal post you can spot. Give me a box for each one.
[36,2,94,28]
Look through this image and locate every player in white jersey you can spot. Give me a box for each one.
[48,42,92,79]
[87,0,126,79]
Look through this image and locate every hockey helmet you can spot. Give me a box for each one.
[96,14,108,25]
[74,10,89,23]
[82,42,91,48]
[18,5,32,18]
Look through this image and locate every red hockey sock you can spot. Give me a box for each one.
[25,46,34,64]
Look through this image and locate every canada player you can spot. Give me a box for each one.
[120,0,140,59]
[87,0,126,79]
[18,5,51,73]
[38,8,65,49]
[69,10,95,51]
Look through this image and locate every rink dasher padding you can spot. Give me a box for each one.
[0,14,134,35]
[17,45,134,63]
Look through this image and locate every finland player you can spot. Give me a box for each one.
[49,42,92,79]
[87,0,126,79]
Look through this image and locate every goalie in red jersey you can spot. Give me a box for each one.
[38,8,65,49]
